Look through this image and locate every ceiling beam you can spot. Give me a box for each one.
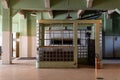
[115,9,120,14]
[86,0,93,8]
[107,10,114,14]
[108,9,120,15]
[77,10,84,18]
[48,10,53,19]
[44,0,53,19]
[44,0,50,9]
[1,0,9,9]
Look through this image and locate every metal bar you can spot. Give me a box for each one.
[95,23,100,57]
[73,22,78,67]
[39,20,102,24]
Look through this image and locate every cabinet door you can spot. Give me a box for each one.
[104,36,114,58]
[114,36,120,58]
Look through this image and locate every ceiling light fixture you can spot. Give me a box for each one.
[66,0,72,20]
[30,12,37,16]
[30,11,37,16]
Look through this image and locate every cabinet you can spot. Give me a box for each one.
[104,36,120,58]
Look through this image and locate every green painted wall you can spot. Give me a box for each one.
[27,13,36,36]
[12,13,20,32]
[12,12,36,36]
[2,8,12,31]
[20,17,27,36]
[100,13,113,36]
[0,1,1,15]
[42,12,52,19]
[101,12,120,36]
[0,6,1,46]
[105,19,112,35]
[112,12,120,36]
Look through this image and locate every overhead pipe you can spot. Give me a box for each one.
[77,12,102,20]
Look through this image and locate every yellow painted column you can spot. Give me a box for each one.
[73,22,78,67]
[95,22,103,69]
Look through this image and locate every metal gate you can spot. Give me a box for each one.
[37,23,76,68]
[36,20,102,68]
[77,26,95,66]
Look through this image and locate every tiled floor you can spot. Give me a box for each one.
[0,59,95,80]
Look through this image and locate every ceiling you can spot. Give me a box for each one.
[9,0,120,10]
[1,0,120,19]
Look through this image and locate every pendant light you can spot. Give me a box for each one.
[66,0,72,20]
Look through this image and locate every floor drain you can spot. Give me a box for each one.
[96,77,104,80]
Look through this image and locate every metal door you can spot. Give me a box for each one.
[104,36,120,58]
[104,36,114,58]
[114,36,120,58]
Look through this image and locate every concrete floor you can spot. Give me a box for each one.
[97,64,120,80]
[97,60,120,80]
[0,59,95,80]
[0,59,120,80]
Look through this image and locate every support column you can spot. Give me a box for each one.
[19,15,28,57]
[95,22,103,69]
[27,13,36,57]
[19,13,37,57]
[2,8,12,64]
[0,3,2,47]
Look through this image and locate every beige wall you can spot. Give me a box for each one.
[19,36,36,57]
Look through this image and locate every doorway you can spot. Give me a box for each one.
[12,32,20,58]
[77,25,95,67]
